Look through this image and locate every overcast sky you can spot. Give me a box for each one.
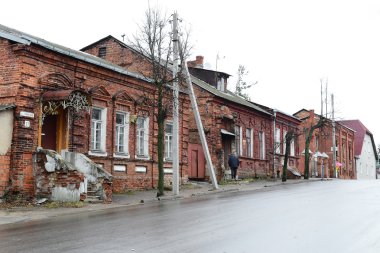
[1,0,379,147]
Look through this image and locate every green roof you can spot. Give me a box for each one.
[190,75,272,116]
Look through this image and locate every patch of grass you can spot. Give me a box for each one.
[44,201,85,209]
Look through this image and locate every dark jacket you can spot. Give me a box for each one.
[228,154,240,168]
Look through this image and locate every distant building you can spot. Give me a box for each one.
[294,109,356,179]
[339,120,378,179]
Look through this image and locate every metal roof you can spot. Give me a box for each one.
[0,24,151,83]
[190,75,272,116]
[0,104,15,111]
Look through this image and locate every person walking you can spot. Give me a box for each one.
[228,153,240,180]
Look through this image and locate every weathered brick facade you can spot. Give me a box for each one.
[81,35,191,191]
[294,109,356,179]
[187,65,275,180]
[0,25,190,200]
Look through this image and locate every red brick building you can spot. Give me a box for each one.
[0,24,189,201]
[186,57,276,180]
[294,109,356,179]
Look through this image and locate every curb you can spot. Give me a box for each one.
[0,178,330,226]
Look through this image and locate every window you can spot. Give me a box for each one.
[348,143,352,161]
[234,125,241,155]
[217,77,225,92]
[342,142,346,160]
[98,47,106,58]
[165,122,173,160]
[115,112,129,155]
[246,128,253,157]
[335,140,339,157]
[316,136,319,151]
[136,116,149,158]
[283,130,287,155]
[275,128,281,154]
[259,131,265,159]
[290,139,295,156]
[91,107,107,153]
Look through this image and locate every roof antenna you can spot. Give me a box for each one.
[121,34,125,42]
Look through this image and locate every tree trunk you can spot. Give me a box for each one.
[304,130,313,180]
[282,135,291,182]
[157,85,165,196]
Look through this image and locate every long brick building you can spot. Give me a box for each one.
[0,24,190,201]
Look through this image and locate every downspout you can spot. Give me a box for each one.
[111,99,115,175]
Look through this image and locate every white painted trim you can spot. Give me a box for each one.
[114,165,126,172]
[113,153,130,159]
[135,166,147,173]
[88,151,108,157]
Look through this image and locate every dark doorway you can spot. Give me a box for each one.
[222,135,233,170]
[41,114,58,150]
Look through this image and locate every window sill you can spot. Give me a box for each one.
[88,151,108,157]
[135,155,150,161]
[114,153,130,159]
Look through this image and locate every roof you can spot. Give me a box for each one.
[339,119,378,160]
[249,101,301,122]
[188,66,231,78]
[0,104,15,112]
[190,75,272,116]
[0,24,151,83]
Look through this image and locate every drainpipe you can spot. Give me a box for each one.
[273,109,277,178]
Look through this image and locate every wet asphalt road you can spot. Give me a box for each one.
[1,180,380,253]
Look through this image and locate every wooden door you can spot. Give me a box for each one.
[41,114,58,150]
[188,143,205,179]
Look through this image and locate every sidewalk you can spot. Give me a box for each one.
[0,178,323,225]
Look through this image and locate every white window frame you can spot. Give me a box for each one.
[246,128,253,158]
[283,130,287,155]
[234,125,241,156]
[136,116,150,159]
[290,139,295,156]
[217,77,225,92]
[164,121,173,161]
[239,126,243,156]
[114,111,130,158]
[259,131,265,160]
[275,128,281,154]
[89,107,107,156]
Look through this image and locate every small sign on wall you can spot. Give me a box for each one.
[20,111,34,118]
[24,120,31,128]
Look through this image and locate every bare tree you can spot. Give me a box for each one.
[129,6,191,196]
[302,116,329,179]
[234,65,257,101]
[281,130,298,182]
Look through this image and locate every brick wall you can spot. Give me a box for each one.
[1,35,190,198]
[0,153,10,196]
[189,84,273,180]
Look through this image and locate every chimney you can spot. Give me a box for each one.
[195,56,204,68]
[187,55,204,69]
